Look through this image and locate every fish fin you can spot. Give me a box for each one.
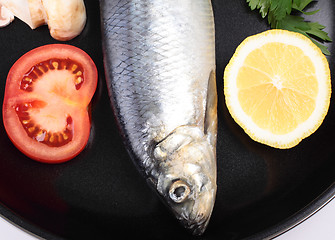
[153,126,204,161]
[204,70,218,149]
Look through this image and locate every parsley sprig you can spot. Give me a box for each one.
[246,0,332,55]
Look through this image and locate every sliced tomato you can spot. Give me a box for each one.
[2,44,98,163]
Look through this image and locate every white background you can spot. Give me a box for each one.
[0,198,335,240]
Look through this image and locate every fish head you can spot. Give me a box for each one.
[153,126,216,235]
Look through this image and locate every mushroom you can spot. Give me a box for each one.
[0,4,14,27]
[41,0,86,41]
[0,0,86,41]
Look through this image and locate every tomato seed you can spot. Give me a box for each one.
[24,77,32,83]
[63,133,69,140]
[71,64,78,71]
[52,61,59,69]
[28,126,35,133]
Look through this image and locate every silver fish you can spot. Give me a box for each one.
[100,0,217,235]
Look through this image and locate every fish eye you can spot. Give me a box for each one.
[169,180,191,203]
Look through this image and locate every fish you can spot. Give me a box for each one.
[100,0,217,235]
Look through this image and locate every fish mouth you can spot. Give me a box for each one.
[168,181,216,235]
[180,214,211,236]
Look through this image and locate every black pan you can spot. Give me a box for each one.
[0,0,334,239]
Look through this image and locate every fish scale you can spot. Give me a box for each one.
[100,0,217,235]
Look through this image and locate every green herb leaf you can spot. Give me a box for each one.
[306,22,332,42]
[246,0,332,55]
[246,0,271,18]
[292,0,313,11]
[269,0,292,21]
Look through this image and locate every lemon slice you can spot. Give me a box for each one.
[224,29,331,149]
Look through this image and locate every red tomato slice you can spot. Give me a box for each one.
[2,44,98,163]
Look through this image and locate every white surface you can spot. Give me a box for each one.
[0,216,39,240]
[275,197,335,240]
[0,198,335,239]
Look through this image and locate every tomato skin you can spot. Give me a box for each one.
[2,44,98,163]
